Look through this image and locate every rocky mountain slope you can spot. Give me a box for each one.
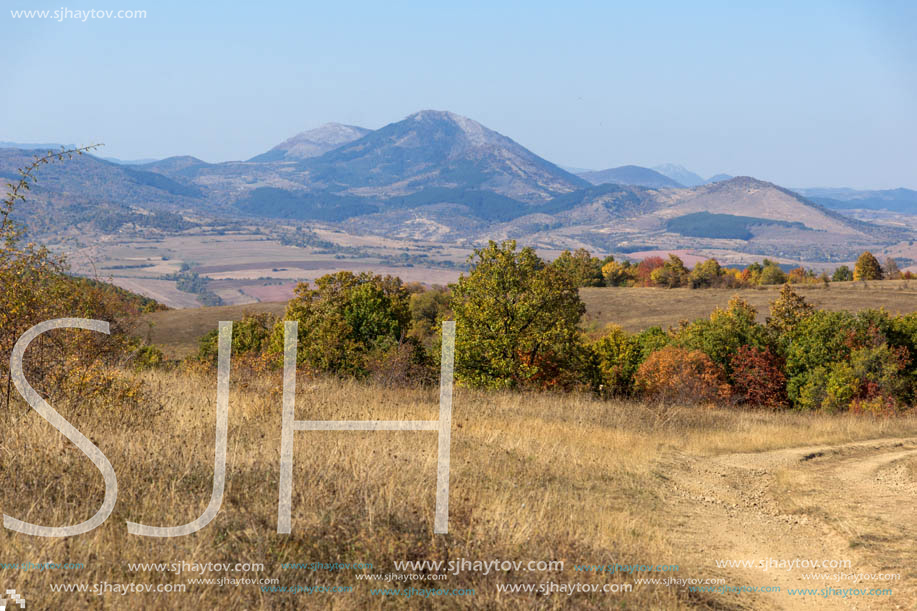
[248,123,371,162]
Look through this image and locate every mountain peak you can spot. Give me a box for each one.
[249,123,371,162]
[301,110,587,203]
[405,110,494,146]
[653,163,705,187]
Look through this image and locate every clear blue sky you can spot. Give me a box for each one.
[2,0,914,189]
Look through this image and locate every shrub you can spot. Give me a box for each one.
[782,310,873,404]
[729,345,788,409]
[588,325,642,397]
[795,345,909,413]
[797,363,858,412]
[634,346,731,405]
[407,285,451,347]
[365,337,435,388]
[634,326,670,361]
[198,311,276,364]
[674,297,771,375]
[758,262,787,285]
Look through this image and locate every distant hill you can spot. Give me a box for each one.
[705,173,733,184]
[3,111,911,263]
[796,187,917,214]
[578,165,683,188]
[100,156,159,165]
[0,141,71,151]
[653,164,706,187]
[248,123,372,162]
[299,110,588,204]
[0,148,207,236]
[0,148,204,204]
[137,155,213,178]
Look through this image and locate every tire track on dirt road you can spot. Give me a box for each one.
[660,438,917,610]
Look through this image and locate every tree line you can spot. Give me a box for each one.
[195,241,916,416]
[556,248,908,289]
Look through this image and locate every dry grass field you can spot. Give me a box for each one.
[2,368,915,610]
[580,280,917,334]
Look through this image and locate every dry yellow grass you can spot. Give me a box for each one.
[2,367,915,609]
[581,280,917,334]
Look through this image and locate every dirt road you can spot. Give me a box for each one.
[662,438,917,610]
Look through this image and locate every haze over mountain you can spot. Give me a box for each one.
[796,187,917,214]
[248,123,372,162]
[577,165,683,188]
[653,164,706,187]
[0,141,71,151]
[1,109,912,262]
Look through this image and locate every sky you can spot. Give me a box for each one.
[1,0,915,189]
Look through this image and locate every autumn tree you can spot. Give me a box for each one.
[601,258,635,286]
[635,256,665,286]
[689,258,724,288]
[1,145,155,411]
[451,240,586,389]
[674,296,771,375]
[767,283,814,337]
[634,346,731,405]
[853,251,883,281]
[729,345,788,409]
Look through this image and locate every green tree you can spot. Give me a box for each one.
[689,258,724,288]
[273,271,411,377]
[588,324,642,397]
[451,240,586,389]
[650,254,689,288]
[407,285,452,348]
[831,265,853,282]
[853,251,883,281]
[551,248,605,287]
[758,261,787,285]
[198,311,276,363]
[782,310,868,405]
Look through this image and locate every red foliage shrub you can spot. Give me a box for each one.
[634,346,731,405]
[729,345,788,409]
[636,257,665,287]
